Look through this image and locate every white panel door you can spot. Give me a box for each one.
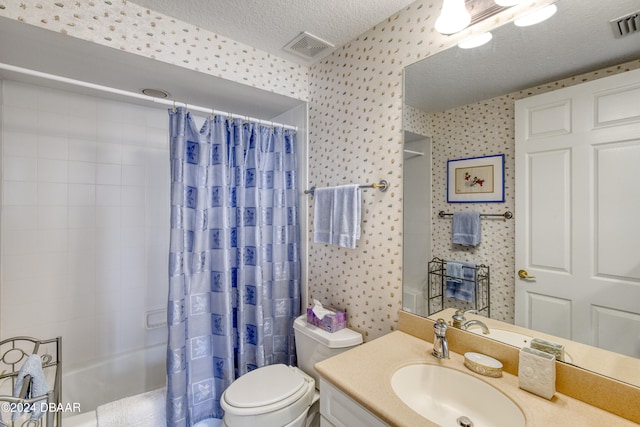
[515,68,640,357]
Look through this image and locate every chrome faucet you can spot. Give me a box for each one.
[432,318,449,359]
[461,319,490,335]
[451,309,478,329]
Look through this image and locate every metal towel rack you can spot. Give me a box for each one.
[438,210,513,219]
[305,179,389,196]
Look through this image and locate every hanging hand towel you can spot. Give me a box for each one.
[445,260,476,303]
[313,184,361,248]
[445,261,463,299]
[452,211,481,246]
[12,355,48,420]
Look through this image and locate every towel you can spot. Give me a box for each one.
[444,260,476,302]
[452,211,481,246]
[97,387,166,427]
[12,354,48,421]
[313,184,361,248]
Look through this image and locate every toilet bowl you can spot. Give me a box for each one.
[221,314,362,427]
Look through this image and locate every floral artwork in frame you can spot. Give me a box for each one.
[447,154,505,203]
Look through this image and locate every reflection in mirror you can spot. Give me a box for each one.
[402,0,640,387]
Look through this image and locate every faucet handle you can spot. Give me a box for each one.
[434,318,448,335]
[452,310,466,328]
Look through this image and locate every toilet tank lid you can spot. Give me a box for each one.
[293,315,363,348]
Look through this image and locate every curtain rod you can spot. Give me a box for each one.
[0,63,297,131]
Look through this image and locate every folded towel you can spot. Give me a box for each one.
[97,388,167,427]
[452,211,481,246]
[12,355,48,420]
[445,260,476,302]
[313,184,361,248]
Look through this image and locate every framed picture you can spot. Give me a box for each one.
[447,154,505,203]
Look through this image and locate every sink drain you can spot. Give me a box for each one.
[457,416,474,427]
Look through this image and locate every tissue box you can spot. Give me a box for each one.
[306,306,347,332]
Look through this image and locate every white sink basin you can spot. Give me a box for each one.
[468,328,574,363]
[391,364,525,427]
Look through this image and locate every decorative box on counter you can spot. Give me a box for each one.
[306,301,347,333]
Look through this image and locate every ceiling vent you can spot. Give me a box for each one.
[610,10,640,38]
[284,32,335,60]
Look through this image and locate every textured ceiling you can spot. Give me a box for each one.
[129,0,418,64]
[405,0,640,112]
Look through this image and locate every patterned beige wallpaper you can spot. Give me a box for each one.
[403,105,431,137]
[305,1,558,340]
[0,0,308,101]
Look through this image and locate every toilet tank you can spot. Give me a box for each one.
[293,315,362,387]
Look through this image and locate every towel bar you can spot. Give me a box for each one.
[305,180,389,196]
[438,210,513,219]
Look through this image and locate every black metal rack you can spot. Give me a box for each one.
[426,257,490,317]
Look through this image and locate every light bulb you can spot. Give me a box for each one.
[458,32,493,49]
[514,4,557,27]
[494,0,523,6]
[435,0,471,35]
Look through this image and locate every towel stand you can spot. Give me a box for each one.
[438,210,513,219]
[305,180,389,196]
[427,257,490,317]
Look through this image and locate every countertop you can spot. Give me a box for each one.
[315,330,637,426]
[433,308,640,388]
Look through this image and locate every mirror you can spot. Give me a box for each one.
[402,0,640,387]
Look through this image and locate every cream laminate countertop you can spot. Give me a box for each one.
[315,331,637,427]
[433,308,640,388]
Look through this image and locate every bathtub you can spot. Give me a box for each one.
[66,411,98,427]
[65,387,166,427]
[62,345,166,425]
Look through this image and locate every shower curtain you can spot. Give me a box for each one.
[166,108,302,426]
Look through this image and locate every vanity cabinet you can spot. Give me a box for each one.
[319,378,388,427]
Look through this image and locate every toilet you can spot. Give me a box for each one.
[220,314,363,427]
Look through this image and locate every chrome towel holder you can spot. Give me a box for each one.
[305,180,389,196]
[438,210,513,219]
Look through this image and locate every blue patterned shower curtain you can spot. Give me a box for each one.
[166,108,302,426]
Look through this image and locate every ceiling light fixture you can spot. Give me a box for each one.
[435,0,471,35]
[458,32,493,49]
[514,4,558,27]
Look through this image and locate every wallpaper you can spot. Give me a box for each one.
[0,0,308,101]
[306,1,557,340]
[403,105,431,137]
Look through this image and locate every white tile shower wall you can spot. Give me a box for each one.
[0,80,169,410]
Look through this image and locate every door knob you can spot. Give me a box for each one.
[518,269,536,279]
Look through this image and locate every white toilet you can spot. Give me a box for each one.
[220,314,363,427]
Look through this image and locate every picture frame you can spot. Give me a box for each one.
[447,154,505,203]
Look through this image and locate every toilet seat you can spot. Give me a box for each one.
[223,364,310,412]
[221,364,315,427]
